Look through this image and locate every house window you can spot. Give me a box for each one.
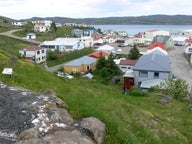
[139,71,148,78]
[154,72,159,78]
[37,51,40,54]
[42,50,44,53]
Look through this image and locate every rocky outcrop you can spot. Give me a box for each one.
[0,82,106,144]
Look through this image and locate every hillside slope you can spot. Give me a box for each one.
[0,35,192,143]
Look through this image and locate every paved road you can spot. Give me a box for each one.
[0,29,41,44]
[45,63,65,73]
[168,46,192,90]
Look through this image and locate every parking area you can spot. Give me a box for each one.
[168,46,192,90]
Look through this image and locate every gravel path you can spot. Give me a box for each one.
[0,29,41,44]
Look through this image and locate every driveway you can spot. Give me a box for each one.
[168,46,192,90]
[0,29,41,44]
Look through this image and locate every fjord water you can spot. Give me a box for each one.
[94,25,192,35]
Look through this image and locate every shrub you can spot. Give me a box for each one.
[129,87,148,97]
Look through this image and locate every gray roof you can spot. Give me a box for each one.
[153,35,171,44]
[64,56,97,67]
[133,49,170,72]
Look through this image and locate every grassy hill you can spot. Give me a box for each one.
[0,35,192,143]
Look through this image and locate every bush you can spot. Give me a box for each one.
[128,87,148,97]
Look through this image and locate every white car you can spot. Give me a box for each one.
[57,72,74,79]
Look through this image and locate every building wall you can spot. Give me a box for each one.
[145,30,170,41]
[133,70,170,86]
[19,49,46,63]
[64,63,96,74]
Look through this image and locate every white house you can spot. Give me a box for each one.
[26,33,36,40]
[144,30,170,41]
[12,21,27,26]
[96,45,115,54]
[19,46,47,63]
[40,38,84,52]
[79,36,94,47]
[118,31,128,37]
[34,23,47,32]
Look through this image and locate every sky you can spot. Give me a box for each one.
[1,0,192,20]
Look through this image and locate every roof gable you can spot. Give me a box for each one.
[64,56,97,67]
[22,46,44,51]
[148,42,167,51]
[119,60,137,66]
[89,51,108,59]
[133,50,170,72]
[153,35,171,44]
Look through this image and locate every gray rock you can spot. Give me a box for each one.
[0,82,106,144]
[50,108,74,125]
[43,130,94,144]
[18,128,39,140]
[15,138,48,144]
[80,117,106,144]
[157,95,171,104]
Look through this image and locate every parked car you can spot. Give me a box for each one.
[57,71,74,79]
[118,43,128,47]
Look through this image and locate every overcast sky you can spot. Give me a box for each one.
[1,0,192,20]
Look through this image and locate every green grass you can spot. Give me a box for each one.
[13,26,74,42]
[46,48,95,66]
[1,35,192,144]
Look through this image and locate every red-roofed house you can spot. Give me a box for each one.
[119,59,137,72]
[34,23,47,32]
[185,38,192,44]
[19,46,47,63]
[133,33,145,45]
[89,51,108,59]
[147,42,167,51]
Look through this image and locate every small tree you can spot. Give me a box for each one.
[128,44,140,60]
[158,78,189,101]
[50,22,57,32]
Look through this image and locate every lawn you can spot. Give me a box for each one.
[46,48,95,67]
[13,26,74,42]
[0,35,192,144]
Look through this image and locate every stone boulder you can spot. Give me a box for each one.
[80,117,106,144]
[0,82,106,144]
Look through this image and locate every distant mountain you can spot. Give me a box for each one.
[21,15,192,25]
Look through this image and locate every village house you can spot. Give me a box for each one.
[93,38,104,48]
[96,45,115,54]
[184,38,192,63]
[153,35,174,49]
[119,59,137,73]
[118,31,128,37]
[133,49,171,89]
[34,23,47,32]
[89,51,108,59]
[26,33,36,40]
[79,36,94,47]
[147,42,167,54]
[72,29,84,37]
[19,46,47,63]
[12,21,27,26]
[103,35,119,44]
[63,56,97,74]
[40,38,84,52]
[133,33,146,46]
[144,30,170,41]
